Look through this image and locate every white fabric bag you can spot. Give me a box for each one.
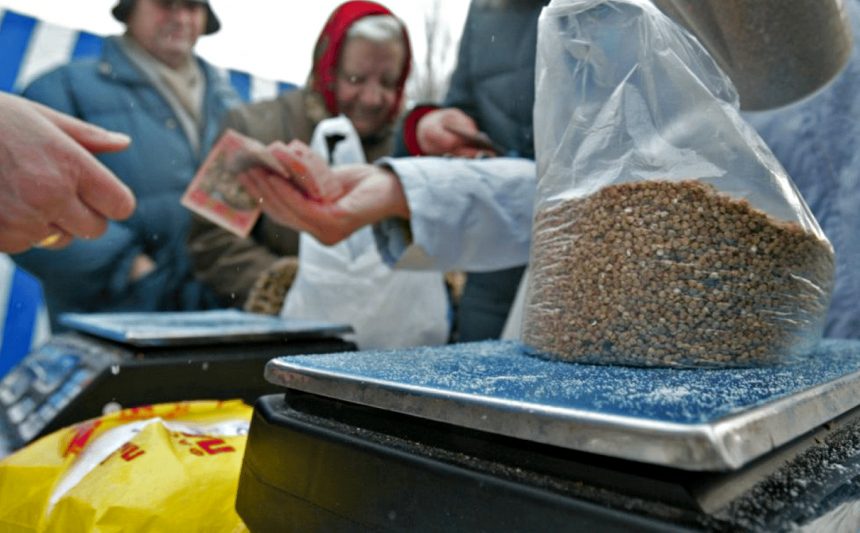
[281,116,450,349]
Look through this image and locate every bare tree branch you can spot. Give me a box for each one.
[406,0,456,104]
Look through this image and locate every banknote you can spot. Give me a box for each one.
[181,129,318,237]
[443,124,504,154]
[266,139,330,201]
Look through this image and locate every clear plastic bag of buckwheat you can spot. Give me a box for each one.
[522,0,835,367]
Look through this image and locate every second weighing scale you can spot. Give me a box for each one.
[0,310,354,455]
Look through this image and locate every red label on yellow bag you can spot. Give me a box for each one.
[0,400,252,532]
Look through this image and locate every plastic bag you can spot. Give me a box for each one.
[0,400,251,532]
[523,0,835,367]
[281,117,450,349]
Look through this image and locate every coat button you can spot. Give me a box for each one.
[98,62,112,75]
[165,118,177,129]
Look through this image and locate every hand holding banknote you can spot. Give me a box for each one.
[237,162,409,246]
[182,129,332,237]
[185,128,407,245]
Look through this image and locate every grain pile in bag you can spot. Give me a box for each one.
[523,0,835,367]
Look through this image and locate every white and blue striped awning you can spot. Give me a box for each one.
[0,8,298,100]
[0,256,49,379]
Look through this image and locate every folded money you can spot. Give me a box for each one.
[181,129,321,237]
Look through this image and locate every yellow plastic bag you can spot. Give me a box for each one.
[0,400,252,532]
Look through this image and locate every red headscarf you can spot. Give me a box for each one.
[311,1,412,122]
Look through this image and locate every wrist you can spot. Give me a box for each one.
[378,166,410,220]
[403,105,438,156]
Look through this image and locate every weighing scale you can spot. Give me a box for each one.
[236,340,860,531]
[0,310,354,456]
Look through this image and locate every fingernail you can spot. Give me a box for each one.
[105,131,131,144]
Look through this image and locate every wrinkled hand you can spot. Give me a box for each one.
[239,162,409,246]
[417,108,494,158]
[0,93,136,253]
[266,139,342,201]
[232,139,345,204]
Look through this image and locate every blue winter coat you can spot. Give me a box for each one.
[13,37,240,327]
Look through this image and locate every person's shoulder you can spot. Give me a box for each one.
[21,57,104,103]
[196,56,234,85]
[223,89,307,142]
[22,67,64,93]
[229,90,303,122]
[195,58,241,102]
[25,56,99,85]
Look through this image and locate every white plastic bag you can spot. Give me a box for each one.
[523,0,835,367]
[281,117,450,349]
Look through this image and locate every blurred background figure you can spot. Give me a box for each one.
[12,0,240,328]
[395,0,550,342]
[188,0,412,314]
[743,0,860,340]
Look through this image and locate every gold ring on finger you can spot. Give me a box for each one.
[36,232,63,248]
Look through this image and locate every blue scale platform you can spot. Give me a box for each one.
[60,310,352,347]
[265,339,860,471]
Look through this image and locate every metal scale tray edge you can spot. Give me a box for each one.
[263,339,860,472]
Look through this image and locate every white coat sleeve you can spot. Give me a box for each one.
[372,156,536,272]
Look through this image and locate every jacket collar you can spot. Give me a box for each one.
[96,36,149,84]
[98,35,210,86]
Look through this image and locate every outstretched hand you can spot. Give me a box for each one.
[0,93,136,253]
[265,139,343,201]
[238,154,410,246]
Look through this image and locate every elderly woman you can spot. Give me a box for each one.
[188,0,412,312]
